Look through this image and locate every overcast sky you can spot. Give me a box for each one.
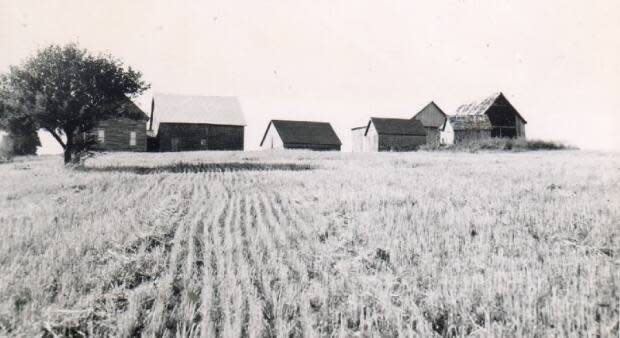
[1,0,619,152]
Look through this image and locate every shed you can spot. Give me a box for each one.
[448,115,493,144]
[350,126,367,152]
[454,92,526,142]
[81,96,149,152]
[411,101,448,146]
[260,120,341,151]
[148,93,245,152]
[363,117,427,151]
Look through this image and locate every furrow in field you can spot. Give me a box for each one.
[257,192,311,337]
[174,179,213,337]
[142,189,194,336]
[235,194,265,338]
[200,197,228,338]
[220,194,241,338]
[246,193,278,337]
[201,189,235,338]
[268,191,319,337]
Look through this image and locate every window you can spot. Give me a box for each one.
[200,139,207,147]
[97,129,105,143]
[130,131,137,146]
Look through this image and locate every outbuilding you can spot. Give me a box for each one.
[82,96,149,152]
[362,117,427,151]
[411,101,448,146]
[147,93,245,152]
[260,120,341,151]
[453,92,526,142]
[448,115,493,144]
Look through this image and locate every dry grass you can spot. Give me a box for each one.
[0,150,618,337]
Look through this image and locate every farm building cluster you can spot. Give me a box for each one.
[87,91,526,152]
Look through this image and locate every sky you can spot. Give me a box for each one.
[1,0,619,152]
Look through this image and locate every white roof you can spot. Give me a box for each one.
[150,93,246,132]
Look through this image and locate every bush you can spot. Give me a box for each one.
[425,138,574,152]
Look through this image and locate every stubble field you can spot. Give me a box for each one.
[0,150,618,337]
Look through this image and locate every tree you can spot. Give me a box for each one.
[0,44,149,163]
[0,81,39,156]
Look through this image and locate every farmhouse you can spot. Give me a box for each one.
[260,120,341,151]
[83,97,149,152]
[148,94,245,152]
[411,101,448,146]
[360,117,427,152]
[453,92,526,143]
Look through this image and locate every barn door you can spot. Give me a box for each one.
[171,138,179,151]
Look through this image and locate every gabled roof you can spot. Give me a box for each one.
[455,92,527,123]
[448,115,493,131]
[412,101,448,130]
[260,120,341,146]
[150,93,245,132]
[366,117,426,136]
[117,96,149,121]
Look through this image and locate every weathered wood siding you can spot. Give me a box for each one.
[453,129,492,144]
[515,117,526,138]
[366,122,426,151]
[157,123,244,152]
[424,127,441,146]
[378,134,426,151]
[88,118,147,152]
[415,109,446,129]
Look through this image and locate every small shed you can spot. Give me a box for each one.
[148,93,245,152]
[411,101,448,146]
[82,97,149,152]
[350,126,368,152]
[260,120,341,151]
[448,115,493,144]
[454,92,527,141]
[363,117,426,152]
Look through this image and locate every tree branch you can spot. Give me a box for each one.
[46,128,66,149]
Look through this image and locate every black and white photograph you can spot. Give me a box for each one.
[0,1,618,337]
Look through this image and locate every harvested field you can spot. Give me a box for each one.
[0,150,618,337]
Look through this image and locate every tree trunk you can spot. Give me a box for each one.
[63,147,72,164]
[64,134,73,164]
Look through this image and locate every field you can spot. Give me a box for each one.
[0,150,618,337]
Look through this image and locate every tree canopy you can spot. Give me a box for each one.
[0,44,149,163]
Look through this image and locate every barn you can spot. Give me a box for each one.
[260,120,341,151]
[411,101,448,146]
[454,92,527,142]
[362,117,427,152]
[82,97,149,152]
[148,94,245,152]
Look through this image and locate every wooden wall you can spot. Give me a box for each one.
[415,108,446,129]
[157,123,244,152]
[453,130,492,144]
[378,134,426,151]
[424,128,441,146]
[88,118,147,152]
